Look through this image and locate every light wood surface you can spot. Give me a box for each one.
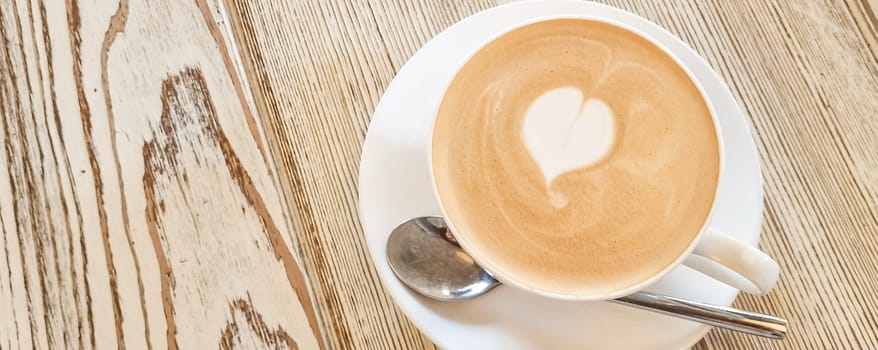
[3,0,878,349]
[0,0,322,348]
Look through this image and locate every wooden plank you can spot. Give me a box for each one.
[0,0,323,349]
[222,0,878,349]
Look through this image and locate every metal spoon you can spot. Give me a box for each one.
[387,216,787,339]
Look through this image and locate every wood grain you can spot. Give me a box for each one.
[4,0,878,349]
[221,0,878,349]
[0,0,323,349]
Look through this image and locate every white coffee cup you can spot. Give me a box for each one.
[427,15,779,301]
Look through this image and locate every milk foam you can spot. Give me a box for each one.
[522,87,616,207]
[431,19,720,296]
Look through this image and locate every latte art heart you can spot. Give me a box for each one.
[522,87,616,207]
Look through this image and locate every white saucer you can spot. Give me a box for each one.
[358,1,764,349]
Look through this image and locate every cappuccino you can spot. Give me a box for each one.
[431,19,720,295]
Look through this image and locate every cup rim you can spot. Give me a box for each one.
[427,14,725,301]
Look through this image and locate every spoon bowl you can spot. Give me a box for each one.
[386,216,499,300]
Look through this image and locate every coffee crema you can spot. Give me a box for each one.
[432,19,720,295]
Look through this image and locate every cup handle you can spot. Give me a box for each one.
[682,228,779,295]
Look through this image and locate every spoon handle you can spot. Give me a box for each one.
[614,292,787,339]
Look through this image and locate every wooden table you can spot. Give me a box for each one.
[2,0,876,348]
